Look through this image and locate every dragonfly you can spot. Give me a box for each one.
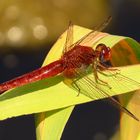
[0,16,139,121]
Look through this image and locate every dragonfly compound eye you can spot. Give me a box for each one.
[95,43,111,62]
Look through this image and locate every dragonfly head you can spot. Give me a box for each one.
[95,43,111,62]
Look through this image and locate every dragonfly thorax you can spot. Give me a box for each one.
[62,45,95,78]
[62,45,95,69]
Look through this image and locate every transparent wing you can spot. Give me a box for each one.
[65,61,140,121]
[76,16,112,46]
[67,16,112,51]
[63,21,74,54]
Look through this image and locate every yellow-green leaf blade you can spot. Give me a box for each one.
[0,25,140,140]
[0,64,140,120]
[36,107,74,140]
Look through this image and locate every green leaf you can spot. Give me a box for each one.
[0,25,140,140]
[35,107,74,140]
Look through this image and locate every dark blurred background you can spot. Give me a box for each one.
[0,0,140,140]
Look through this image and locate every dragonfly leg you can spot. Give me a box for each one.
[72,80,81,96]
[97,63,120,77]
[97,69,119,77]
[97,77,112,89]
[98,62,119,71]
[92,61,111,89]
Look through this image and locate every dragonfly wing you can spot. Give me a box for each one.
[63,16,111,53]
[75,16,112,47]
[63,21,74,54]
[70,67,139,121]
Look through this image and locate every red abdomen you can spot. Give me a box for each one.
[0,60,64,93]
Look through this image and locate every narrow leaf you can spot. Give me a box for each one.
[0,25,140,140]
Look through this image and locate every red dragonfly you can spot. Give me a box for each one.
[0,17,139,121]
